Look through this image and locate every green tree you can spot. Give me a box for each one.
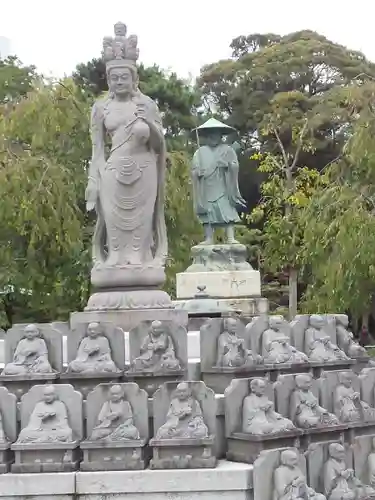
[0,56,37,104]
[0,79,92,326]
[300,82,375,324]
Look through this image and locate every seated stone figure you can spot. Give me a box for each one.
[290,374,339,429]
[3,324,53,375]
[324,443,375,500]
[156,382,209,440]
[68,322,118,374]
[305,315,349,363]
[262,316,308,365]
[89,385,140,441]
[334,372,375,423]
[242,378,295,435]
[274,449,326,500]
[216,317,262,368]
[17,385,73,443]
[130,320,181,373]
[336,316,367,358]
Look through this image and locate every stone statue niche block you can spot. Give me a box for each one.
[200,317,264,393]
[225,378,301,464]
[0,387,17,473]
[320,370,375,430]
[253,447,325,500]
[290,315,354,372]
[359,367,375,407]
[316,441,375,499]
[80,382,149,471]
[11,384,83,473]
[149,381,217,469]
[0,324,62,398]
[329,314,369,362]
[125,320,187,396]
[274,373,347,444]
[248,315,309,371]
[61,321,124,397]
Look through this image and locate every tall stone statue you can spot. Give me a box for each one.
[85,22,170,310]
[191,118,246,245]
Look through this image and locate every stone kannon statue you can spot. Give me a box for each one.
[305,315,349,363]
[191,118,246,245]
[3,324,54,376]
[262,316,308,365]
[216,317,262,368]
[274,449,326,500]
[17,385,73,443]
[68,322,118,374]
[334,372,375,423]
[129,320,181,373]
[155,382,209,439]
[335,315,367,359]
[324,443,375,500]
[290,374,339,429]
[242,378,295,435]
[85,21,167,287]
[89,385,140,441]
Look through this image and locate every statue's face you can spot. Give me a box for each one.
[282,451,298,467]
[252,380,265,396]
[226,318,237,334]
[151,321,163,337]
[109,386,123,402]
[25,325,39,339]
[176,384,190,401]
[205,131,222,148]
[341,375,352,388]
[114,23,126,36]
[87,323,101,338]
[43,388,56,404]
[108,67,134,96]
[296,375,311,391]
[331,444,345,460]
[310,315,324,329]
[270,316,283,330]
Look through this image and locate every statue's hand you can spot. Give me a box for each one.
[85,179,97,212]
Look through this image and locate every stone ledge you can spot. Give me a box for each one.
[75,460,253,494]
[0,472,75,496]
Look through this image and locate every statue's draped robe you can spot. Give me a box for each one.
[133,332,181,372]
[273,465,325,500]
[4,337,52,375]
[191,144,245,225]
[90,400,140,441]
[262,329,307,364]
[216,331,250,367]
[91,92,167,266]
[305,328,348,362]
[337,326,366,358]
[18,400,73,443]
[69,336,117,373]
[334,385,375,423]
[324,458,374,500]
[242,394,294,435]
[156,397,208,439]
[290,389,337,428]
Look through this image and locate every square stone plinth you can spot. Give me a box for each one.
[80,439,148,471]
[176,270,261,299]
[11,442,81,473]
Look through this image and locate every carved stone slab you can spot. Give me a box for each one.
[225,378,301,464]
[11,384,83,473]
[0,387,17,472]
[150,381,217,469]
[81,382,149,470]
[125,320,187,396]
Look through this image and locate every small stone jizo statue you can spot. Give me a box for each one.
[191,118,246,245]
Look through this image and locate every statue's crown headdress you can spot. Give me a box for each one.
[102,22,139,70]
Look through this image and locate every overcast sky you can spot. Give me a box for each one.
[1,0,375,80]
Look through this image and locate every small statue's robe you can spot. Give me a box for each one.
[242,393,295,435]
[68,335,118,373]
[262,328,308,364]
[90,399,139,441]
[4,337,53,375]
[132,332,181,372]
[156,396,208,439]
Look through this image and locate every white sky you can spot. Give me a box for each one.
[1,0,375,80]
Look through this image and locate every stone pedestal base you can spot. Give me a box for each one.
[86,289,173,311]
[176,270,261,299]
[0,443,12,473]
[124,371,186,397]
[80,439,148,471]
[71,308,188,334]
[11,442,81,473]
[0,373,59,400]
[174,297,269,317]
[149,436,216,469]
[59,372,123,399]
[227,430,302,464]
